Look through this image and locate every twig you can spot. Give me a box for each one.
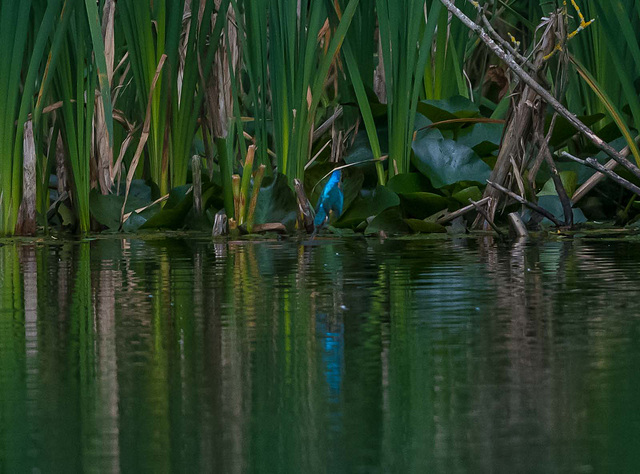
[571,158,617,203]
[294,178,315,233]
[440,0,640,180]
[436,197,491,224]
[562,152,640,196]
[487,180,564,226]
[572,135,640,203]
[313,106,343,141]
[122,193,170,223]
[534,112,573,226]
[470,198,504,236]
[472,3,536,71]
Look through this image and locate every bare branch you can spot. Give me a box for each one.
[440,0,640,180]
[487,180,564,227]
[562,152,640,196]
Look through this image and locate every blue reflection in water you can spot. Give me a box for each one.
[316,312,344,409]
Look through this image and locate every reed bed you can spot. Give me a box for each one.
[0,0,638,235]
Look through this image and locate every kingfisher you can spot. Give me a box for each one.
[312,170,343,236]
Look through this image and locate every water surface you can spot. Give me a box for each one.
[1,236,639,473]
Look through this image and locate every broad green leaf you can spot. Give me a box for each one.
[457,122,504,156]
[537,195,587,225]
[90,190,149,230]
[417,96,480,122]
[452,186,483,205]
[337,185,400,228]
[253,174,298,231]
[387,173,432,194]
[537,171,578,198]
[364,207,410,235]
[397,192,449,219]
[412,134,491,188]
[141,185,194,229]
[404,219,447,233]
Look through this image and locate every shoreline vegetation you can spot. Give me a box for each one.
[2,0,640,239]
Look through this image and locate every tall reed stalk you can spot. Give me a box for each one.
[375,0,441,177]
[0,0,65,234]
[53,7,99,233]
[238,0,360,183]
[119,0,228,196]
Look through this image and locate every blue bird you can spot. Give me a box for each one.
[313,170,343,235]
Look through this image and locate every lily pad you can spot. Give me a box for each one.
[412,133,491,188]
[457,122,503,156]
[537,195,587,226]
[452,186,483,205]
[417,96,480,123]
[90,190,150,231]
[337,185,400,228]
[140,185,193,229]
[398,192,449,219]
[404,219,447,233]
[253,174,298,231]
[364,207,410,235]
[537,171,578,198]
[386,173,432,194]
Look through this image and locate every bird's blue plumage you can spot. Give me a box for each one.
[314,170,343,230]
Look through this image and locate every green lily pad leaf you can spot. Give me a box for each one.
[140,185,193,229]
[90,189,149,231]
[121,212,149,233]
[398,192,449,219]
[58,202,76,227]
[537,171,578,197]
[452,186,483,205]
[364,207,410,235]
[417,96,480,123]
[337,185,400,228]
[386,173,432,194]
[253,173,298,231]
[457,122,503,155]
[412,134,491,188]
[164,184,192,209]
[404,219,447,233]
[537,195,587,225]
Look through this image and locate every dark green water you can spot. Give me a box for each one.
[1,236,639,473]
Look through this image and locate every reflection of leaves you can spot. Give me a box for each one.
[254,174,298,231]
[364,207,410,235]
[412,132,491,188]
[337,186,399,228]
